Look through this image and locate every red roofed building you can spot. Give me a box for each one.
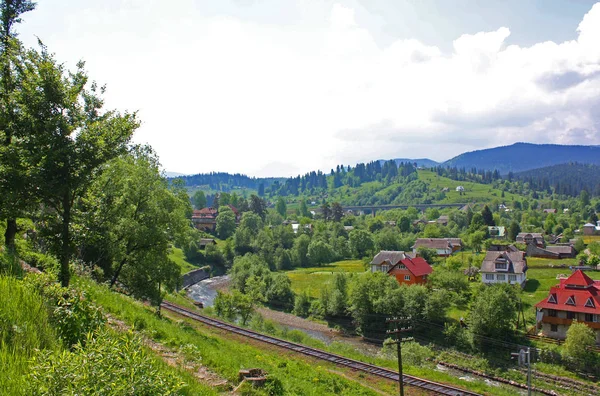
[535,270,600,344]
[370,251,432,285]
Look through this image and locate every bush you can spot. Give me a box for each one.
[25,273,105,348]
[27,330,185,395]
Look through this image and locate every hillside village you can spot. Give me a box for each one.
[3,1,600,396]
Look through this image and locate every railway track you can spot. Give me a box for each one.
[161,301,481,396]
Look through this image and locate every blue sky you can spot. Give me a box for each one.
[17,1,600,176]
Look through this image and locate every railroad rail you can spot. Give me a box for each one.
[161,301,481,396]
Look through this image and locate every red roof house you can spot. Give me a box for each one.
[370,251,432,285]
[535,270,600,343]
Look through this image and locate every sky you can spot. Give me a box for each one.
[17,0,600,177]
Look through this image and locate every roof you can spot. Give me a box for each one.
[545,246,574,254]
[583,223,596,227]
[480,250,527,274]
[536,270,600,314]
[199,238,216,246]
[413,238,451,250]
[390,257,433,277]
[193,207,218,218]
[488,226,506,236]
[543,209,557,213]
[371,251,409,266]
[517,232,543,238]
[447,238,463,247]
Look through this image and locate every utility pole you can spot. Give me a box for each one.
[386,317,413,396]
[511,347,532,395]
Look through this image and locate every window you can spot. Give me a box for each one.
[485,274,494,280]
[404,275,411,281]
[550,324,558,332]
[585,313,594,322]
[508,274,517,282]
[382,265,389,273]
[496,274,506,281]
[397,264,406,269]
[567,311,575,320]
[548,294,557,304]
[566,296,575,306]
[585,298,595,308]
[548,309,557,317]
[495,262,508,270]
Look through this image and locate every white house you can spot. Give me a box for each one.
[456,186,465,192]
[480,249,528,288]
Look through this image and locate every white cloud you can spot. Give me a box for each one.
[17,1,600,176]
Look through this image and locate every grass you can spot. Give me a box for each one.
[582,235,600,244]
[75,276,398,395]
[169,246,198,274]
[286,260,367,298]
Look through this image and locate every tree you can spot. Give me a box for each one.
[481,205,495,226]
[216,206,236,239]
[508,220,521,241]
[265,273,294,309]
[22,47,138,286]
[398,216,411,233]
[0,0,36,250]
[416,247,437,263]
[249,194,267,220]
[348,229,374,258]
[331,202,343,222]
[275,197,287,217]
[469,231,486,253]
[321,202,331,221]
[192,190,207,209]
[299,199,309,217]
[80,147,188,306]
[468,284,518,341]
[292,234,311,267]
[307,240,333,266]
[579,189,590,207]
[257,183,265,197]
[563,321,597,371]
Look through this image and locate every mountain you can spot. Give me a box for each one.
[512,162,600,197]
[164,171,186,178]
[442,143,600,174]
[390,158,440,168]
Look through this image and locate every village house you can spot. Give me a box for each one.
[412,238,462,257]
[191,205,241,232]
[583,221,600,236]
[526,244,576,259]
[543,208,558,214]
[370,251,432,285]
[480,248,527,287]
[516,232,545,248]
[198,238,216,249]
[436,215,449,226]
[535,270,600,344]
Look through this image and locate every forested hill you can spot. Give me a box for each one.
[388,158,440,167]
[512,163,600,197]
[174,172,285,192]
[443,143,600,174]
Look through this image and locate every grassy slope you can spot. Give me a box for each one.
[76,276,397,395]
[169,246,198,274]
[286,260,366,298]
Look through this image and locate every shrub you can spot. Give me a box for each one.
[27,330,185,395]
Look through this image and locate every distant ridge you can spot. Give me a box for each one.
[442,143,600,174]
[389,158,440,168]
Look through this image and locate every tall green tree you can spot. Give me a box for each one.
[481,205,495,226]
[468,284,518,341]
[507,220,521,241]
[192,190,206,209]
[21,48,138,286]
[79,147,188,307]
[331,202,343,222]
[249,194,267,220]
[321,202,331,221]
[0,0,35,250]
[275,197,287,217]
[348,229,374,258]
[563,321,597,372]
[215,205,236,239]
[299,198,309,217]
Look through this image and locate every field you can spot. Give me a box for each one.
[417,170,522,204]
[286,260,367,298]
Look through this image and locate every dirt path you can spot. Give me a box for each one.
[106,315,229,390]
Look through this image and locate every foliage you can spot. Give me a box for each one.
[214,290,255,325]
[276,197,287,217]
[562,321,597,372]
[468,284,518,342]
[27,330,185,395]
[192,190,207,209]
[348,229,374,258]
[307,240,333,266]
[216,205,236,239]
[293,291,311,317]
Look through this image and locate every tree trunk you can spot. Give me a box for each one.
[110,257,127,288]
[4,218,17,251]
[59,193,71,287]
